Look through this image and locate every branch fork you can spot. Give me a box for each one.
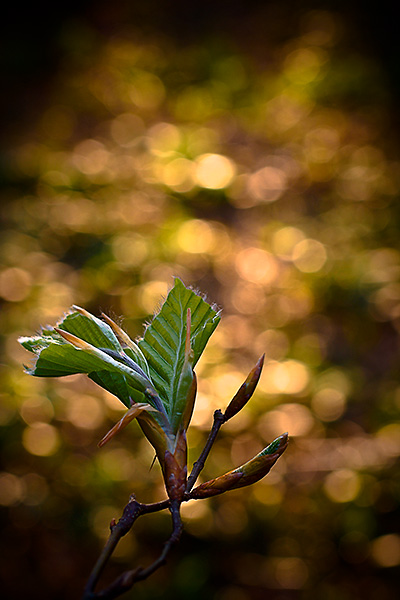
[82,354,288,600]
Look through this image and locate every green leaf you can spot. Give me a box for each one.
[58,309,122,351]
[21,336,148,390]
[19,281,220,457]
[138,278,220,432]
[88,371,135,408]
[21,338,109,377]
[19,310,156,399]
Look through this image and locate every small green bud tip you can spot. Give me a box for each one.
[261,432,289,455]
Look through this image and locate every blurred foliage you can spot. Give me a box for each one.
[1,4,400,600]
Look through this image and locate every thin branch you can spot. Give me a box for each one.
[82,405,225,600]
[84,530,126,599]
[84,499,183,600]
[82,496,170,600]
[186,409,226,493]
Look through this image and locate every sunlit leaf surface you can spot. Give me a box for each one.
[139,277,220,430]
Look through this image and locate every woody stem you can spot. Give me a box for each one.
[82,496,170,600]
[186,409,226,493]
[83,499,182,600]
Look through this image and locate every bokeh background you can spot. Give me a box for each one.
[1,1,400,598]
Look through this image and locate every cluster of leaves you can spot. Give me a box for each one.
[20,279,219,465]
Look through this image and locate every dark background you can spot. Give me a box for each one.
[2,0,400,140]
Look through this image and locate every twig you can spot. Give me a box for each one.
[186,409,226,493]
[82,496,171,600]
[82,407,225,600]
[83,401,274,600]
[85,499,183,600]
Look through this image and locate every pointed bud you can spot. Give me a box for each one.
[72,305,95,320]
[54,327,93,350]
[190,471,243,499]
[191,433,288,499]
[231,432,288,487]
[224,355,265,421]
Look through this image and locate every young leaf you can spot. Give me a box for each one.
[19,308,174,460]
[64,307,122,351]
[88,371,134,408]
[138,278,220,432]
[101,312,151,378]
[19,310,163,412]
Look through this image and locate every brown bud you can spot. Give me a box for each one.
[190,433,288,499]
[229,432,288,488]
[224,354,264,421]
[190,471,243,499]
